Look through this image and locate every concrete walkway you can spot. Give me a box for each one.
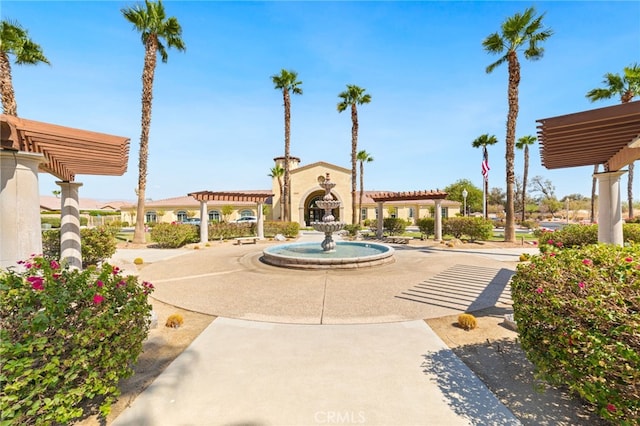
[109,234,534,425]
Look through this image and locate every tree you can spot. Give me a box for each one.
[271,69,303,222]
[444,179,483,214]
[586,63,640,219]
[268,165,284,220]
[356,150,374,225]
[483,7,553,242]
[515,135,536,222]
[122,0,185,244]
[471,133,498,218]
[221,205,233,222]
[487,187,506,209]
[0,19,50,116]
[337,84,371,224]
[52,190,61,198]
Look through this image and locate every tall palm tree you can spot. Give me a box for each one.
[122,0,185,244]
[483,7,552,242]
[337,84,371,224]
[471,134,498,219]
[356,150,374,225]
[586,63,640,219]
[271,69,302,222]
[515,135,536,222]
[268,164,284,221]
[0,19,50,116]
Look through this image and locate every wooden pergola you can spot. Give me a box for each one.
[1,114,130,269]
[536,100,640,244]
[370,190,449,240]
[188,191,274,242]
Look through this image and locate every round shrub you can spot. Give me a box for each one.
[0,256,154,424]
[416,218,435,239]
[42,226,118,267]
[443,217,493,241]
[133,257,144,265]
[383,218,406,236]
[511,244,640,423]
[150,223,199,248]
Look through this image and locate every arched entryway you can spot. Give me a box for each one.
[305,190,340,224]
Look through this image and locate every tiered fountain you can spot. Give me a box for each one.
[262,173,394,269]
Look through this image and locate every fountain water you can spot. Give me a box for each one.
[262,173,395,269]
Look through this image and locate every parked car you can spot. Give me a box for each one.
[234,216,257,223]
[181,218,201,226]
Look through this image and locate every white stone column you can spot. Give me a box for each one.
[298,206,305,227]
[376,202,384,238]
[257,202,265,239]
[199,200,208,243]
[58,181,83,269]
[0,150,45,268]
[595,170,626,245]
[434,200,443,241]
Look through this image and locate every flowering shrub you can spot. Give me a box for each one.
[150,222,199,248]
[42,226,118,267]
[511,244,640,423]
[0,255,153,424]
[538,223,640,253]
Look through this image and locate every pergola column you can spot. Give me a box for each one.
[58,181,83,269]
[434,199,442,241]
[0,150,45,269]
[199,200,208,243]
[257,202,264,239]
[298,205,305,227]
[595,170,626,245]
[376,201,384,238]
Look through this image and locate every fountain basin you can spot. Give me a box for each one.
[262,241,395,269]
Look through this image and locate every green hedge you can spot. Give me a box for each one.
[443,217,493,241]
[263,221,299,238]
[41,216,88,229]
[150,223,199,248]
[42,227,118,267]
[383,218,406,236]
[416,218,435,238]
[512,244,640,423]
[537,224,640,253]
[0,257,153,424]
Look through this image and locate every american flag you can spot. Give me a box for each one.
[481,147,490,180]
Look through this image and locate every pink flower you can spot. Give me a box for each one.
[547,239,554,245]
[555,242,563,248]
[535,287,543,294]
[578,281,585,289]
[625,257,633,262]
[96,280,104,288]
[606,403,616,412]
[112,266,120,275]
[142,281,154,289]
[532,241,537,245]
[582,259,592,266]
[50,260,60,270]
[27,276,44,291]
[117,280,127,288]
[93,294,104,305]
[549,252,556,257]
[52,273,62,280]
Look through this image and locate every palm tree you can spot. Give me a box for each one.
[0,19,50,116]
[586,63,640,219]
[483,7,552,242]
[471,134,498,219]
[515,135,536,222]
[356,150,374,225]
[268,164,284,220]
[337,84,372,224]
[271,69,303,222]
[122,0,185,244]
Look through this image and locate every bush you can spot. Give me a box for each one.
[383,218,406,236]
[457,313,477,330]
[41,216,61,229]
[443,217,493,241]
[343,224,361,237]
[0,256,153,424]
[150,223,199,248]
[263,221,300,239]
[42,227,118,268]
[416,218,435,239]
[538,223,640,253]
[511,244,640,423]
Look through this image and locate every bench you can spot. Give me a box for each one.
[235,237,259,245]
[384,236,412,244]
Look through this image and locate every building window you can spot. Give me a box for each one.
[145,211,157,223]
[176,210,188,222]
[408,207,414,218]
[239,209,254,218]
[390,207,398,218]
[209,210,221,222]
[441,207,449,219]
[361,208,368,221]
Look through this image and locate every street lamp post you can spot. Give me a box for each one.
[462,188,468,217]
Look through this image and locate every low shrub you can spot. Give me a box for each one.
[343,224,361,237]
[133,257,144,265]
[538,223,640,253]
[416,218,435,239]
[443,217,493,241]
[150,223,199,248]
[165,314,184,328]
[0,256,154,424]
[457,313,477,330]
[511,244,640,423]
[42,227,118,267]
[383,218,406,236]
[263,221,300,239]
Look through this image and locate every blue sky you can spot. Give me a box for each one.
[4,1,639,202]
